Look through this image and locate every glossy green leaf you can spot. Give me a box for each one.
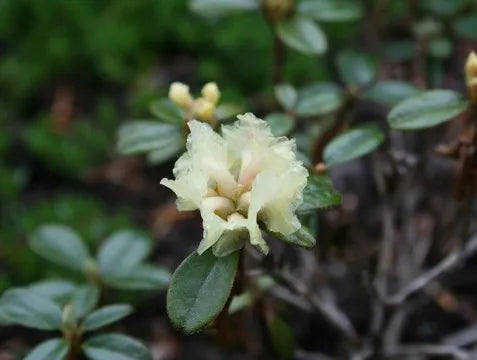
[298,0,364,22]
[275,84,298,110]
[117,121,183,156]
[337,50,376,87]
[190,0,258,17]
[298,174,342,213]
[269,226,316,248]
[419,0,465,16]
[364,81,419,106]
[324,125,385,166]
[167,249,239,333]
[453,15,477,40]
[267,315,295,360]
[0,289,62,330]
[146,138,184,165]
[265,113,295,136]
[103,264,171,290]
[72,284,99,319]
[387,90,469,130]
[28,279,76,304]
[98,230,151,277]
[149,98,184,125]
[83,333,151,360]
[296,82,343,117]
[24,338,69,360]
[29,224,90,272]
[83,304,133,331]
[277,17,327,55]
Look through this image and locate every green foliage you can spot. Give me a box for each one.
[83,304,133,331]
[337,50,377,88]
[298,174,342,213]
[167,249,239,333]
[296,82,344,116]
[265,113,295,136]
[268,226,316,248]
[277,17,327,55]
[275,83,298,111]
[24,339,69,360]
[72,284,100,319]
[365,81,420,106]
[190,0,258,17]
[267,314,295,360]
[82,333,151,360]
[297,0,364,22]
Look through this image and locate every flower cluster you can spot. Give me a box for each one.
[161,113,308,256]
[168,82,220,123]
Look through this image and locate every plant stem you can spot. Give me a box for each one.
[272,32,285,85]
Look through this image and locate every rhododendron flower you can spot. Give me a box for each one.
[161,113,308,256]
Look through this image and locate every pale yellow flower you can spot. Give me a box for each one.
[161,113,308,256]
[465,51,477,104]
[201,82,220,105]
[169,82,193,108]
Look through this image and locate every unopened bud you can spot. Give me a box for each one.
[169,82,193,108]
[466,52,477,104]
[62,304,77,330]
[194,98,215,122]
[82,258,100,283]
[261,0,294,20]
[201,82,220,105]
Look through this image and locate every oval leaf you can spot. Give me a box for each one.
[117,121,183,155]
[83,304,133,331]
[149,99,184,125]
[29,224,90,271]
[454,15,477,40]
[387,90,469,130]
[28,279,77,305]
[296,82,344,117]
[298,0,364,22]
[364,81,419,106]
[103,264,171,290]
[0,288,62,330]
[190,0,258,17]
[275,84,298,110]
[265,113,295,136]
[71,284,100,319]
[298,174,342,213]
[167,249,239,333]
[267,315,295,360]
[337,50,376,87]
[83,333,151,360]
[269,226,316,248]
[277,17,327,55]
[25,338,69,360]
[98,230,151,277]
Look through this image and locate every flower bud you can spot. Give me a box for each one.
[169,82,193,108]
[466,52,477,104]
[201,82,220,105]
[194,98,215,122]
[62,304,77,330]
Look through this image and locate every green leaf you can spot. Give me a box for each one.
[429,37,452,59]
[167,249,239,333]
[265,113,295,136]
[190,0,258,17]
[28,279,76,304]
[83,304,133,331]
[364,81,420,106]
[71,284,99,319]
[117,121,183,156]
[298,174,342,213]
[149,99,184,125]
[296,82,344,117]
[324,125,385,166]
[298,0,364,22]
[382,40,417,62]
[215,103,242,122]
[29,224,90,271]
[146,138,184,165]
[336,50,376,87]
[275,84,298,110]
[98,230,151,278]
[454,15,477,40]
[24,338,69,360]
[269,226,316,248]
[419,0,465,16]
[267,315,295,360]
[83,333,151,360]
[387,90,469,130]
[276,17,327,55]
[103,264,171,290]
[0,288,62,330]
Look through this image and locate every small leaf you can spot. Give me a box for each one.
[71,284,100,319]
[83,304,133,331]
[454,15,477,40]
[269,226,316,248]
[419,0,465,16]
[190,0,258,17]
[336,50,376,87]
[29,224,90,271]
[28,279,77,305]
[382,40,417,62]
[117,121,183,156]
[275,84,298,110]
[149,99,184,125]
[0,288,62,330]
[146,138,184,165]
[298,174,342,213]
[298,0,364,22]
[276,17,327,55]
[215,103,242,122]
[98,230,151,278]
[83,333,151,360]
[265,113,295,136]
[167,249,239,333]
[103,264,171,290]
[324,124,385,166]
[24,338,69,360]
[429,37,452,59]
[296,82,344,117]
[387,90,469,130]
[267,314,295,360]
[364,81,420,106]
